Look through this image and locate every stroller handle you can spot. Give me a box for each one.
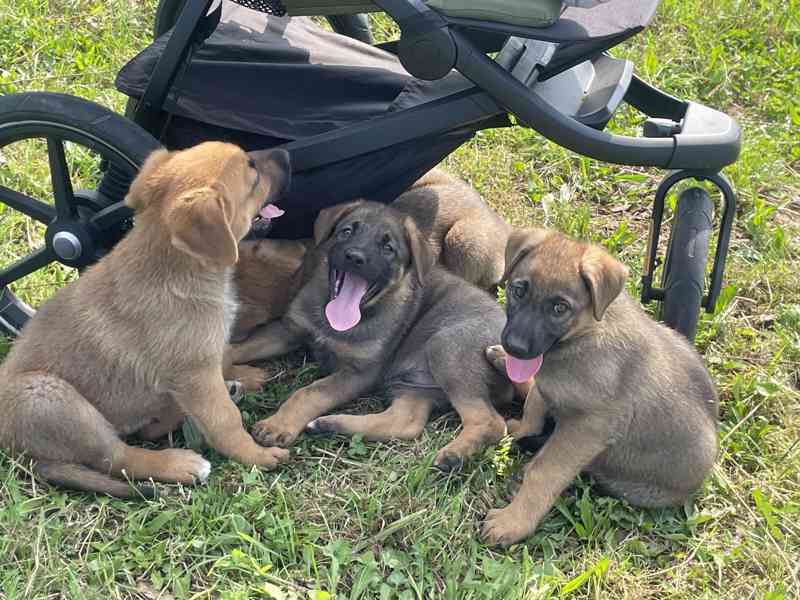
[452,30,741,170]
[375,0,741,171]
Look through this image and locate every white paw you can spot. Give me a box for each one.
[192,456,212,484]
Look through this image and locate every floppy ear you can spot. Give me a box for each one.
[168,184,239,267]
[313,201,362,246]
[124,148,173,212]
[403,217,435,286]
[502,227,550,282]
[580,244,629,321]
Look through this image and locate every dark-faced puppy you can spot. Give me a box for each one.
[228,202,514,470]
[226,168,511,345]
[480,228,719,546]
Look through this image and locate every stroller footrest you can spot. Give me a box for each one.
[497,37,632,130]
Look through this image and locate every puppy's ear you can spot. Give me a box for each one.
[580,244,629,321]
[502,227,550,282]
[124,148,173,212]
[168,184,239,267]
[313,201,362,246]
[404,217,435,286]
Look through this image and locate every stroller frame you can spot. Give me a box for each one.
[0,0,741,341]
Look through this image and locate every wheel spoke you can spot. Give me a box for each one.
[0,246,56,288]
[47,137,76,219]
[0,185,57,224]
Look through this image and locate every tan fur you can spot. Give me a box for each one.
[228,202,513,471]
[0,142,291,497]
[481,229,719,546]
[228,168,511,347]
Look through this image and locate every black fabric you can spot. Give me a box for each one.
[117,2,410,141]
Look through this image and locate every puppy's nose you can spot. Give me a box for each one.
[501,331,532,359]
[345,248,366,266]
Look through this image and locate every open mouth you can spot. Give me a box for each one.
[325,268,382,331]
[250,203,285,235]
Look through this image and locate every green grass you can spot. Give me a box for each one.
[1,0,799,598]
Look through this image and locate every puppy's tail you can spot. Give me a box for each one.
[34,461,156,499]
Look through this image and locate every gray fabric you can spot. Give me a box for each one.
[426,0,564,28]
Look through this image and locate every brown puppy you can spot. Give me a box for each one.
[480,228,719,546]
[228,202,514,469]
[0,142,291,497]
[231,238,311,343]
[227,167,511,347]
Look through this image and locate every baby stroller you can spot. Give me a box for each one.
[0,0,739,342]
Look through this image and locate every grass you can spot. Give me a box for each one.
[0,0,798,598]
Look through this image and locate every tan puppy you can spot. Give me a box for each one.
[231,238,311,343]
[481,228,719,546]
[0,142,291,497]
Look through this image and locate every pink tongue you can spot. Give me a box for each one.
[259,204,284,219]
[505,354,543,383]
[325,272,369,331]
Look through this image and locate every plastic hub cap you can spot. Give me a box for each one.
[52,231,83,261]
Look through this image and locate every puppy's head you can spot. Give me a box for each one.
[313,201,434,331]
[500,228,628,381]
[125,142,290,268]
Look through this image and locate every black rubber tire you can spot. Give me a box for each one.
[0,92,161,336]
[658,187,715,341]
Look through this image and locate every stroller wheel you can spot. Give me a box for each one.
[658,187,715,341]
[0,92,160,336]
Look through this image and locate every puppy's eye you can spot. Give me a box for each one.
[553,301,570,315]
[338,226,353,239]
[509,280,528,299]
[381,234,394,254]
[247,158,256,169]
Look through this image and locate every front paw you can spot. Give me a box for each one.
[252,417,301,448]
[481,505,536,548]
[433,448,465,473]
[226,365,267,392]
[485,345,508,374]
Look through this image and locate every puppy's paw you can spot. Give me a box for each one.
[226,365,267,392]
[306,416,339,435]
[252,445,291,469]
[252,418,300,448]
[485,345,508,374]
[481,506,534,548]
[433,449,465,473]
[225,380,245,404]
[160,448,212,485]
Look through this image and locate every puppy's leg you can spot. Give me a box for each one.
[433,393,507,472]
[7,373,210,492]
[226,319,303,366]
[224,364,268,392]
[307,389,435,441]
[481,417,609,547]
[507,385,547,440]
[173,368,289,468]
[138,400,185,441]
[252,370,376,448]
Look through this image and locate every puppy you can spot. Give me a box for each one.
[231,238,311,343]
[481,228,719,546]
[228,202,514,470]
[0,142,291,497]
[227,167,511,345]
